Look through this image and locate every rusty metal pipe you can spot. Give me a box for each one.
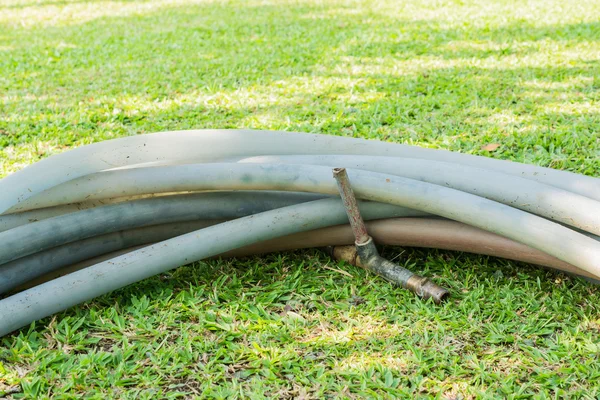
[333,168,449,303]
[332,168,370,244]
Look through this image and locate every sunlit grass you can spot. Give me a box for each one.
[1,0,600,398]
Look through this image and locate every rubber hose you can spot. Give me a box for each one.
[0,221,219,295]
[0,197,436,335]
[1,129,598,214]
[0,191,329,233]
[0,200,422,293]
[4,163,600,277]
[4,161,600,335]
[13,218,596,295]
[0,194,190,233]
[10,157,598,227]
[239,155,600,235]
[0,191,335,265]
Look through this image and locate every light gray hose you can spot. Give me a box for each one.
[12,158,600,250]
[1,130,599,336]
[0,200,421,294]
[3,166,600,336]
[13,216,600,296]
[11,154,600,226]
[4,163,600,277]
[0,191,331,265]
[2,129,598,214]
[240,155,600,235]
[5,162,600,275]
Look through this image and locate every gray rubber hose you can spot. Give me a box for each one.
[0,198,347,335]
[3,163,600,335]
[0,200,421,294]
[0,191,329,265]
[1,129,598,214]
[12,154,600,232]
[0,195,175,233]
[0,221,218,295]
[4,164,600,277]
[13,217,598,296]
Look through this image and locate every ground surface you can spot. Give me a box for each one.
[1,0,600,398]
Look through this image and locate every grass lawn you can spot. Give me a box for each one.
[1,0,600,397]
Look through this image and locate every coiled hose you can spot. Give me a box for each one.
[0,129,598,336]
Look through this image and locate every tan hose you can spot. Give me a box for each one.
[230,218,592,278]
[13,218,596,293]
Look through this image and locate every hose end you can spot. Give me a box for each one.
[329,245,360,266]
[405,275,449,304]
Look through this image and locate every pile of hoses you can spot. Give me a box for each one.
[1,129,599,337]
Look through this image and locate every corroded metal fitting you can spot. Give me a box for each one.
[357,238,448,304]
[332,167,449,303]
[405,275,449,304]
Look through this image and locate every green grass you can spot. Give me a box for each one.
[1,0,600,397]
